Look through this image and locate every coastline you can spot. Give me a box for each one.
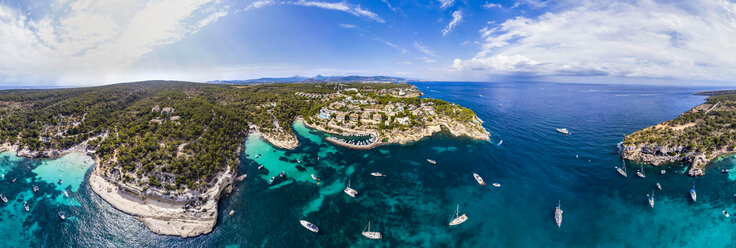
[253,126,299,150]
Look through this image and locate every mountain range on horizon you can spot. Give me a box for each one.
[208,75,409,84]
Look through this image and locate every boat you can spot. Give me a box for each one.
[11,178,16,183]
[344,179,358,197]
[58,211,66,220]
[229,210,235,216]
[370,172,385,177]
[616,160,628,177]
[426,159,437,164]
[58,179,63,184]
[300,220,319,233]
[648,191,654,208]
[257,165,264,170]
[297,159,301,164]
[361,221,382,239]
[449,205,468,226]
[64,190,69,197]
[1,174,3,179]
[33,185,39,192]
[279,171,285,178]
[656,183,662,191]
[690,182,697,202]
[556,128,569,134]
[473,173,486,186]
[492,183,501,187]
[24,202,29,212]
[636,165,645,178]
[268,177,274,185]
[724,210,730,218]
[311,174,319,181]
[660,170,665,175]
[723,169,730,173]
[0,194,7,203]
[576,154,579,159]
[555,201,563,228]
[497,140,503,146]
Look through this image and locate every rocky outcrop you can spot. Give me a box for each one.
[620,143,731,177]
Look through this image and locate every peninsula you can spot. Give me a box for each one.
[0,80,489,237]
[621,90,736,176]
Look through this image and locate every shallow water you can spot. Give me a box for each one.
[1,82,735,247]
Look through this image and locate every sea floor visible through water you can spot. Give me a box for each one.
[1,81,736,247]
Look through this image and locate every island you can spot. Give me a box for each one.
[0,80,489,237]
[621,90,736,176]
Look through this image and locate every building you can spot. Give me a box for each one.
[335,112,347,122]
[329,102,344,110]
[372,113,382,122]
[349,113,360,122]
[395,117,410,125]
[317,107,333,119]
[361,111,372,120]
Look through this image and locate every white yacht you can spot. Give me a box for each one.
[449,205,468,226]
[370,172,385,177]
[690,182,697,202]
[555,201,563,228]
[361,221,382,240]
[723,210,730,218]
[58,211,66,220]
[344,179,358,197]
[636,165,645,178]
[616,160,628,177]
[24,202,29,212]
[647,191,654,208]
[656,183,662,191]
[492,183,501,187]
[300,220,319,233]
[426,159,437,164]
[0,194,7,203]
[556,128,569,134]
[473,173,486,186]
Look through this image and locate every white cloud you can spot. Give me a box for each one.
[438,0,454,9]
[244,0,275,11]
[412,41,437,57]
[0,0,227,84]
[376,38,408,54]
[419,57,437,63]
[295,1,384,23]
[441,10,462,36]
[483,2,502,9]
[452,0,736,82]
[397,61,412,65]
[339,23,358,29]
[382,0,399,12]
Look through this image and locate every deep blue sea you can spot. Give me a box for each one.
[2,81,736,247]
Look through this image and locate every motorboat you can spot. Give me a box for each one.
[724,210,730,218]
[426,159,437,164]
[64,190,69,197]
[33,185,39,192]
[449,205,468,226]
[58,211,66,220]
[723,169,730,173]
[556,128,569,134]
[300,220,319,233]
[24,202,29,212]
[473,173,486,186]
[0,194,7,203]
[268,177,275,185]
[690,182,697,202]
[660,170,665,175]
[257,165,264,170]
[279,171,285,178]
[492,183,501,187]
[656,183,662,191]
[370,172,385,177]
[311,174,319,181]
[648,191,654,208]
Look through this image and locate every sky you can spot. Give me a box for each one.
[0,0,736,86]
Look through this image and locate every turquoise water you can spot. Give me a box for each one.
[2,82,736,247]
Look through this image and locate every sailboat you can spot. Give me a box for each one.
[555,201,563,228]
[690,182,697,202]
[473,173,486,186]
[300,220,319,233]
[616,160,628,177]
[449,205,468,226]
[636,165,645,178]
[344,179,357,197]
[361,221,382,239]
[647,191,654,208]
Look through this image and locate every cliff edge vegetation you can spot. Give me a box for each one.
[621,91,736,176]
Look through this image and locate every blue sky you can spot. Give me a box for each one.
[1,0,735,86]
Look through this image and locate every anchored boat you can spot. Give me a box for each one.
[723,210,730,218]
[648,191,654,208]
[0,194,7,203]
[690,182,697,202]
[660,170,665,175]
[556,128,569,134]
[656,183,662,191]
[370,172,385,177]
[300,220,319,233]
[636,165,645,178]
[426,159,437,165]
[344,179,358,197]
[555,201,563,228]
[449,205,468,226]
[58,211,66,220]
[24,202,29,212]
[616,160,628,177]
[492,183,501,187]
[473,173,486,186]
[361,221,382,239]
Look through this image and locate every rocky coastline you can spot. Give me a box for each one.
[621,143,731,177]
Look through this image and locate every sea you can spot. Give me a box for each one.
[2,81,736,247]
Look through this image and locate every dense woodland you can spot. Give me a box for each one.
[0,81,419,193]
[623,93,736,156]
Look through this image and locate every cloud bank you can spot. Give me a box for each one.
[452,0,736,81]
